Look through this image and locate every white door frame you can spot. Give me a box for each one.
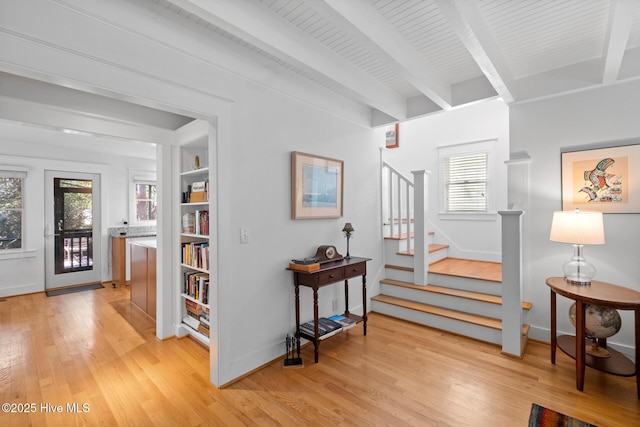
[44,170,102,289]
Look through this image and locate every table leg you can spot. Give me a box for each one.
[362,274,367,336]
[576,300,586,391]
[313,288,319,363]
[344,279,350,315]
[294,284,301,358]
[550,290,556,364]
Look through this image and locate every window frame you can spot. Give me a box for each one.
[0,167,27,251]
[129,170,157,225]
[438,139,497,221]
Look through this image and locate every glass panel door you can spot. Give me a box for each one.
[54,178,94,274]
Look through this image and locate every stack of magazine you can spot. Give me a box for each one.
[300,315,357,340]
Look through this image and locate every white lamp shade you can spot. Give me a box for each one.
[549,210,605,245]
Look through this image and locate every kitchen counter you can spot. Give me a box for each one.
[130,239,157,249]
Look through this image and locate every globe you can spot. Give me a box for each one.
[569,303,622,357]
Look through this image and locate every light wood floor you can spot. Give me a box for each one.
[1,286,638,426]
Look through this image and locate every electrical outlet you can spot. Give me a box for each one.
[240,228,249,244]
[332,299,338,311]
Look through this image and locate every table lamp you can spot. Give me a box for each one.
[342,223,354,259]
[549,208,605,285]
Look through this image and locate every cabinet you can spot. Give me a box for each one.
[130,241,156,319]
[111,236,126,287]
[179,138,213,347]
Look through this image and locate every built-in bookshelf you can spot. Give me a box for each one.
[179,137,212,347]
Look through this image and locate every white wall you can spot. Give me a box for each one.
[510,80,640,355]
[216,85,381,382]
[0,0,383,386]
[381,99,510,261]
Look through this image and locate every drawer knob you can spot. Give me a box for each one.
[329,274,335,279]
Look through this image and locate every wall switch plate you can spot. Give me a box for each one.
[240,228,249,244]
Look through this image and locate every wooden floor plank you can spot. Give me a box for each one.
[0,286,637,426]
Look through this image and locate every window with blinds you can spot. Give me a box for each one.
[444,153,488,212]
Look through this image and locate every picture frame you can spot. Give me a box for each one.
[561,142,640,213]
[385,123,399,149]
[291,151,343,219]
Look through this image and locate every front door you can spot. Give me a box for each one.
[45,171,101,289]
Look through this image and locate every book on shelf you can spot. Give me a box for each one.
[291,257,318,265]
[194,210,209,236]
[185,299,202,316]
[182,212,195,233]
[328,314,357,330]
[183,271,209,303]
[288,262,320,272]
[182,242,209,270]
[182,315,200,330]
[299,317,343,340]
[198,322,210,337]
[189,180,209,203]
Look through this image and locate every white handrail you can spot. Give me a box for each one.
[382,161,429,285]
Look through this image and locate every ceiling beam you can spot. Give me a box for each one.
[321,0,452,111]
[0,95,175,144]
[602,0,636,84]
[165,0,407,121]
[434,0,514,103]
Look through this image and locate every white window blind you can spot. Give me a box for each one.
[444,153,488,212]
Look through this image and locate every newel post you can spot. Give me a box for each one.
[412,170,429,286]
[499,210,524,357]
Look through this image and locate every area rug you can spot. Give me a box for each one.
[45,282,104,297]
[528,403,596,427]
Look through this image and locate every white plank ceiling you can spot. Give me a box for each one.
[3,0,640,134]
[147,0,640,126]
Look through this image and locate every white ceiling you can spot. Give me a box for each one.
[3,0,640,155]
[152,0,640,125]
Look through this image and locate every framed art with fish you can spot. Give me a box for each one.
[561,141,640,213]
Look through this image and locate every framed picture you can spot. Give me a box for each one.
[291,151,343,219]
[385,124,399,149]
[561,142,640,213]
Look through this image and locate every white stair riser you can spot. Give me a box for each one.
[427,249,448,264]
[380,284,503,319]
[428,273,501,296]
[384,268,414,282]
[371,300,502,345]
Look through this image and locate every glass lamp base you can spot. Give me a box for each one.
[563,244,596,286]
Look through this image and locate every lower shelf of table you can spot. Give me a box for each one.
[557,335,636,377]
[298,313,363,342]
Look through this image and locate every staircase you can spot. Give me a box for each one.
[374,159,529,355]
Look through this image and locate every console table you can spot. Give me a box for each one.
[546,276,640,398]
[288,256,371,363]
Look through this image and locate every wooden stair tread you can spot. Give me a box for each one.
[373,294,530,335]
[380,279,532,310]
[373,294,502,330]
[385,232,414,240]
[429,258,502,283]
[384,231,435,240]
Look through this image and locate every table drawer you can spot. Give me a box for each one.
[318,268,344,285]
[343,262,366,279]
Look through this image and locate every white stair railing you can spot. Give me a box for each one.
[381,161,429,285]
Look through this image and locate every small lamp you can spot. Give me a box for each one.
[342,223,354,259]
[549,209,605,285]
